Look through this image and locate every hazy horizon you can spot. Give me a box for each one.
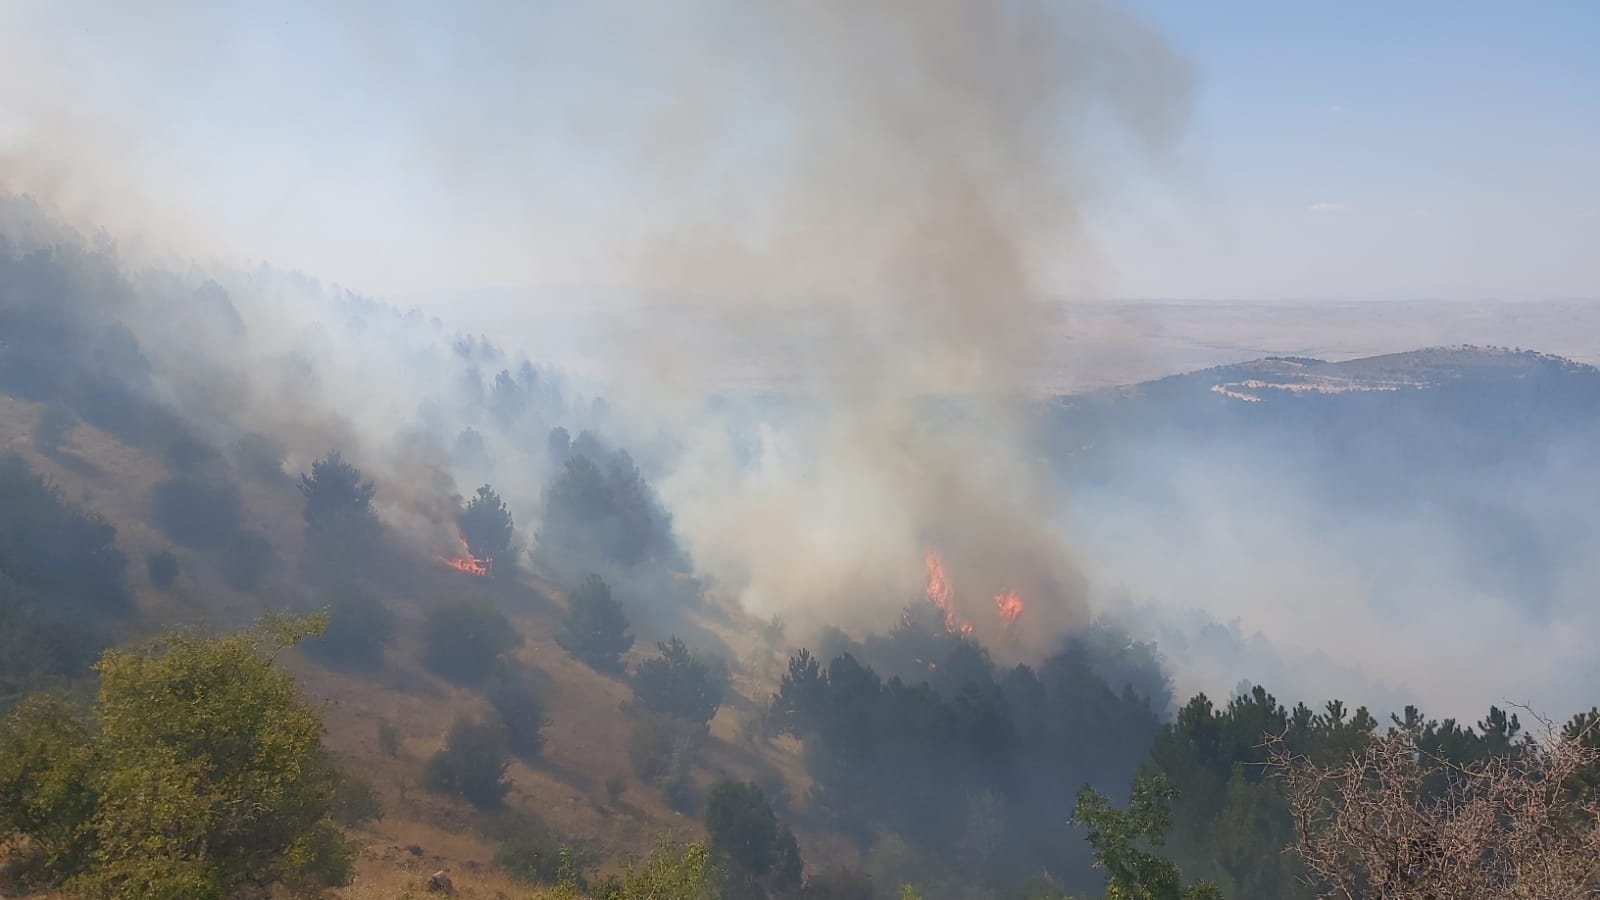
[4,1,1598,308]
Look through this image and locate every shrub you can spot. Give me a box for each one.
[0,453,130,615]
[0,694,99,881]
[538,445,678,568]
[0,617,355,899]
[1073,776,1222,900]
[146,550,179,589]
[423,716,511,809]
[632,637,725,726]
[299,450,375,525]
[704,778,803,898]
[331,770,382,827]
[557,573,635,672]
[497,834,566,886]
[1268,724,1600,900]
[492,812,588,887]
[605,775,627,804]
[628,711,707,784]
[298,450,379,554]
[600,839,718,900]
[304,591,395,672]
[423,601,523,685]
[459,484,516,575]
[484,664,547,760]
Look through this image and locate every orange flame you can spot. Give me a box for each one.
[921,548,1026,635]
[923,549,974,635]
[994,589,1025,626]
[443,537,490,577]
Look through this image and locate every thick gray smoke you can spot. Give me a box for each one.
[585,1,1194,648]
[7,4,1600,720]
[4,1,1193,654]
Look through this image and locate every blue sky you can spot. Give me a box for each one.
[1109,1,1599,300]
[0,1,1595,303]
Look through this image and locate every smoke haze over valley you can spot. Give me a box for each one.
[3,3,1600,899]
[3,0,1600,717]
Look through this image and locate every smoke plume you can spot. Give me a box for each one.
[0,1,1193,653]
[591,1,1194,647]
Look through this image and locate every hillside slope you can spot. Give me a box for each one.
[0,391,824,898]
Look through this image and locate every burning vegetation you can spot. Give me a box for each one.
[443,535,490,577]
[994,589,1025,626]
[919,548,1025,636]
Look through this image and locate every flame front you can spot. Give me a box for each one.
[923,549,974,635]
[994,589,1025,626]
[443,537,489,577]
[922,548,1025,634]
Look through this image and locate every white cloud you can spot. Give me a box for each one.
[1327,104,1346,115]
[1308,202,1351,214]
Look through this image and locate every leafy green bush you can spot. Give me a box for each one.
[1073,775,1223,900]
[423,716,511,809]
[0,693,98,882]
[0,617,355,899]
[593,839,719,900]
[557,573,635,673]
[422,601,523,684]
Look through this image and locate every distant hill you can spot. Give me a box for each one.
[1146,346,1596,404]
[1053,345,1600,468]
[1050,345,1600,718]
